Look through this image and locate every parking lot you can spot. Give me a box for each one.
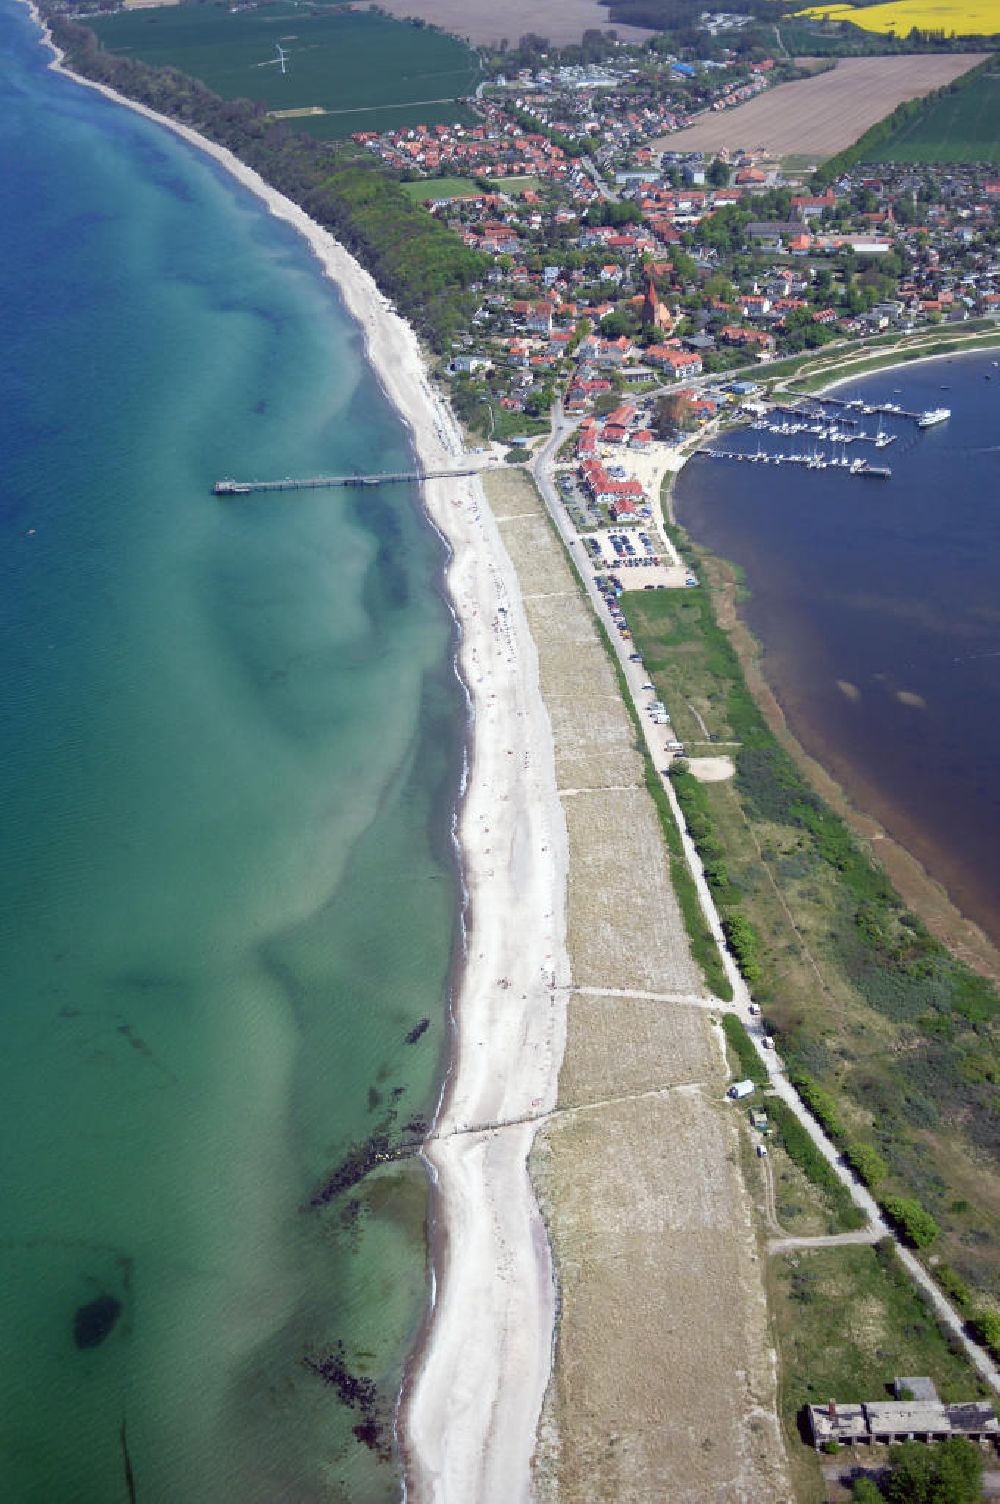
[555,467,691,590]
[578,525,690,589]
[555,469,613,534]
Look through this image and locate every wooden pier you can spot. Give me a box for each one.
[213,466,480,496]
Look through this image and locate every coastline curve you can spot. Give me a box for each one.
[20,4,572,1496]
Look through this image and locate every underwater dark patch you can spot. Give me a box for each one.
[73,1293,122,1349]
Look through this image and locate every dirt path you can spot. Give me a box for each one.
[768,1229,882,1254]
[760,1150,782,1235]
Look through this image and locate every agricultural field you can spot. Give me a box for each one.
[653,53,982,159]
[371,0,655,46]
[863,65,1000,160]
[89,5,481,139]
[797,0,1000,33]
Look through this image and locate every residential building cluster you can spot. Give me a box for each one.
[370,69,1000,441]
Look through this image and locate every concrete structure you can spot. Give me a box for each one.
[807,1380,999,1452]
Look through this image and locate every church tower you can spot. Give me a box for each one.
[642,276,673,333]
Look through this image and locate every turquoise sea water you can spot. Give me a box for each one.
[0,6,461,1499]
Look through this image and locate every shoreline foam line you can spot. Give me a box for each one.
[22,5,571,1497]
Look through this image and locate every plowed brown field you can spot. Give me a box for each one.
[653,54,981,160]
[373,0,654,46]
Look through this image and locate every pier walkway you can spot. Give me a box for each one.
[213,466,481,496]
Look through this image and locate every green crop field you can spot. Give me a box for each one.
[90,5,481,139]
[863,67,1000,162]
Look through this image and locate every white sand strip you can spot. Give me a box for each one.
[405,469,570,1500]
[24,7,571,1499]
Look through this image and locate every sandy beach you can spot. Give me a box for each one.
[26,7,571,1499]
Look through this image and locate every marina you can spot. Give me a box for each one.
[750,417,896,447]
[696,391,955,483]
[792,390,941,422]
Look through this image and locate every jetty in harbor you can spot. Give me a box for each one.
[789,391,926,422]
[213,466,480,496]
[750,418,896,447]
[697,449,891,478]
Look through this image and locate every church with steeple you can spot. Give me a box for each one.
[642,275,673,334]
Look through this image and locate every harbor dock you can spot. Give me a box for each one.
[698,450,891,478]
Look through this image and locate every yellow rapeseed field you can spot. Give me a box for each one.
[797,0,1000,32]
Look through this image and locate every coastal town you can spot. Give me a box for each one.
[350,64,1000,597]
[357,73,1000,456]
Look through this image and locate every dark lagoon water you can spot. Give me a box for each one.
[0,5,461,1499]
[676,348,1000,947]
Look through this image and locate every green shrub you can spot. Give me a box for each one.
[669,764,743,910]
[935,1263,972,1314]
[969,1310,1000,1361]
[884,1436,983,1504]
[720,910,762,984]
[720,1013,767,1086]
[788,1069,845,1146]
[880,1196,940,1250]
[846,1143,888,1190]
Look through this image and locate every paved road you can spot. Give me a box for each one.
[529,403,1000,1399]
[579,154,618,203]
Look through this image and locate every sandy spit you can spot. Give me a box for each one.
[24,6,571,1499]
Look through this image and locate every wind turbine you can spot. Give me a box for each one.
[275,42,289,75]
